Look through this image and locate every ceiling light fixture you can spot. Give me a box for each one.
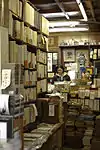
[49,27,89,32]
[76,0,88,21]
[42,11,79,18]
[49,21,80,28]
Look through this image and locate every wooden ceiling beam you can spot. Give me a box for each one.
[32,1,76,6]
[54,0,70,19]
[85,0,96,21]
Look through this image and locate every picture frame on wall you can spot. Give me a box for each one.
[76,49,89,66]
[63,49,75,62]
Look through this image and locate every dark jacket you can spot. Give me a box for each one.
[52,73,71,84]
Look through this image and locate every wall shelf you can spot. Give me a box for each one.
[60,45,100,49]
[24,85,36,89]
[24,68,36,71]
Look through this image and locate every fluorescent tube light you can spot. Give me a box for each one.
[42,11,79,18]
[49,21,80,27]
[49,27,89,32]
[76,0,88,21]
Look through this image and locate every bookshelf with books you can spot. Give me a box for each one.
[8,0,49,99]
[8,0,49,139]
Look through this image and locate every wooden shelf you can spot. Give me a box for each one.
[24,68,36,71]
[23,122,37,132]
[37,61,47,65]
[9,10,23,22]
[37,46,47,52]
[60,45,100,49]
[24,21,39,32]
[90,58,100,61]
[27,0,38,11]
[14,112,24,118]
[37,77,47,81]
[24,100,36,106]
[9,35,24,45]
[25,42,37,48]
[9,35,37,51]
[24,85,36,89]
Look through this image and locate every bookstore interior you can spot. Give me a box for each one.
[0,0,100,150]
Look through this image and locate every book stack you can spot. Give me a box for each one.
[91,115,100,150]
[64,102,83,149]
[82,128,93,150]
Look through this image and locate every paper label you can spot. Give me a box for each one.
[49,104,55,116]
[1,69,11,89]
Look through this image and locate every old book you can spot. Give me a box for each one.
[14,20,21,39]
[32,31,37,46]
[19,1,22,18]
[24,45,28,68]
[41,16,49,36]
[31,53,36,68]
[41,79,47,92]
[28,28,32,44]
[20,22,24,41]
[28,52,31,68]
[37,81,41,94]
[31,6,34,26]
[18,45,24,65]
[9,41,14,63]
[9,11,13,36]
[24,70,29,86]
[24,107,30,125]
[24,2,31,24]
[16,0,19,16]
[33,88,36,100]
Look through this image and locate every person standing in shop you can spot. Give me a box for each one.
[52,65,71,84]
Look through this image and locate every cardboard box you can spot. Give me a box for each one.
[37,97,61,124]
[91,138,100,150]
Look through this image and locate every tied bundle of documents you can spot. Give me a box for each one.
[82,128,93,150]
[0,94,24,116]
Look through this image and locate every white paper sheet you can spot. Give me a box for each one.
[49,104,54,116]
[1,69,11,89]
